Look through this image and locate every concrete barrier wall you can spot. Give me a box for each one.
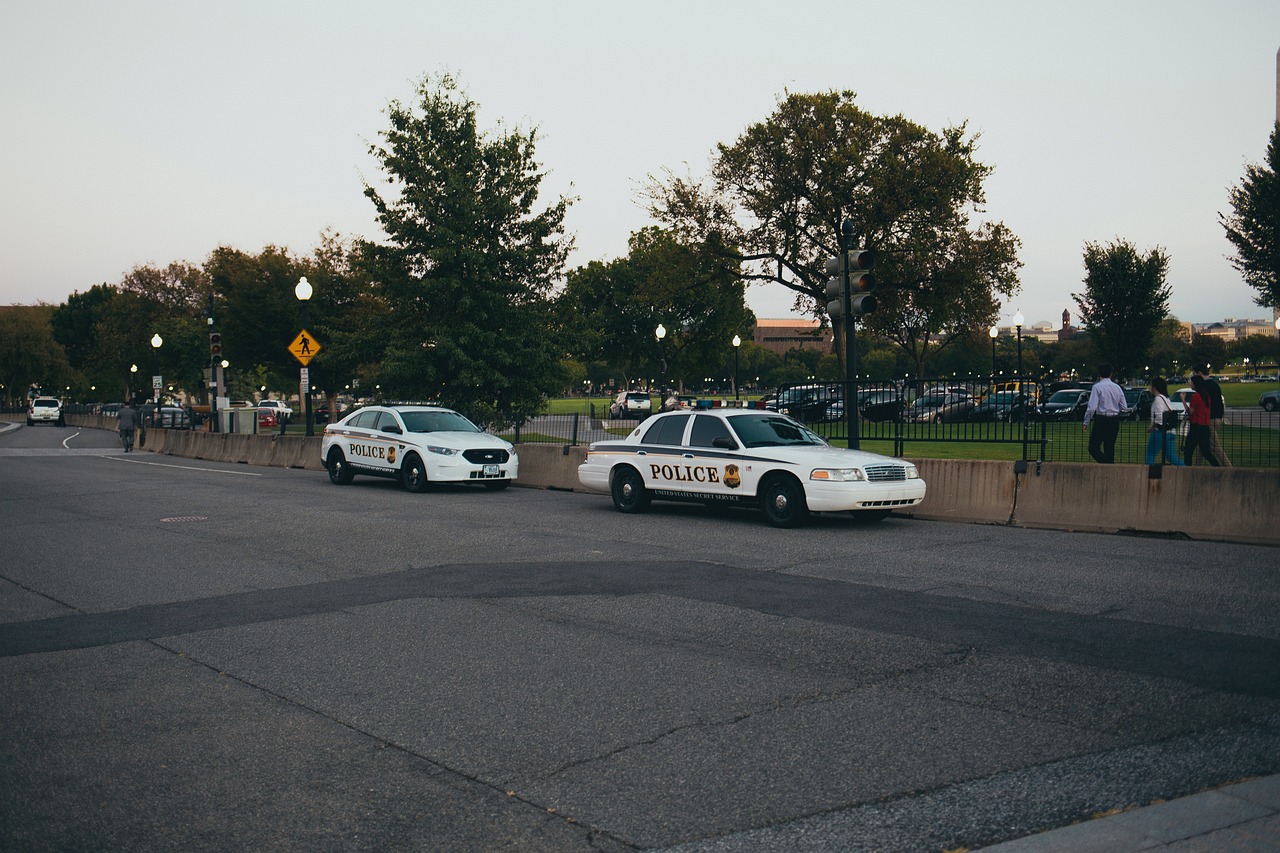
[7,414,1276,545]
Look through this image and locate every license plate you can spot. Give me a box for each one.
[483,464,500,477]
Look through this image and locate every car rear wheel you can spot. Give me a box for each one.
[1266,399,1278,412]
[327,448,354,485]
[611,466,650,513]
[760,474,809,528]
[401,453,428,493]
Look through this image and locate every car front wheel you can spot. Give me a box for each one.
[760,474,809,528]
[1266,399,1278,412]
[401,453,429,493]
[327,448,354,485]
[611,466,650,513]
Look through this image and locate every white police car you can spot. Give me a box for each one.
[321,405,517,492]
[578,409,925,527]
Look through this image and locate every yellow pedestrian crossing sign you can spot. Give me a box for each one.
[289,330,321,365]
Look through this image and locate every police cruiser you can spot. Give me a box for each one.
[321,405,517,492]
[577,409,925,527]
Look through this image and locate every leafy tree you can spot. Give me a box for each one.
[1072,239,1171,379]
[50,284,116,382]
[1221,122,1280,309]
[1145,317,1192,376]
[207,245,304,394]
[644,89,1021,378]
[1228,333,1280,371]
[558,227,754,389]
[1188,332,1227,373]
[361,73,572,423]
[0,305,74,402]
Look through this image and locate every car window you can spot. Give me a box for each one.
[349,410,378,429]
[726,414,825,448]
[640,414,689,446]
[373,411,402,431]
[400,410,481,433]
[688,414,734,448]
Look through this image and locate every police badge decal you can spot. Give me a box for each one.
[723,464,741,489]
[387,446,397,464]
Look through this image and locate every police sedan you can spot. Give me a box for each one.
[321,405,517,492]
[577,409,925,527]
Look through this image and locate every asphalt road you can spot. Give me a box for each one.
[2,422,1278,852]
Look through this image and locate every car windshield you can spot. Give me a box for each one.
[400,410,482,433]
[912,395,946,408]
[1047,391,1082,404]
[726,414,826,448]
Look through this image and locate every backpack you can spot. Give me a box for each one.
[1160,398,1179,432]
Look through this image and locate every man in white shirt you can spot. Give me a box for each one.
[1082,363,1129,463]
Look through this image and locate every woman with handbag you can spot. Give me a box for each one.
[1144,377,1183,465]
[1181,374,1220,466]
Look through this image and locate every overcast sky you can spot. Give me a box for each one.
[2,0,1278,330]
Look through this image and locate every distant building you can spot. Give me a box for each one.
[1193,318,1276,341]
[752,319,832,354]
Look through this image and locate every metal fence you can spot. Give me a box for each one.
[501,378,1280,469]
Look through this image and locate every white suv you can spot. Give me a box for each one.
[256,400,293,420]
[27,397,65,427]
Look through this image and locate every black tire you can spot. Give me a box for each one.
[760,474,809,528]
[1265,400,1277,412]
[850,509,892,523]
[483,479,510,491]
[610,466,650,513]
[327,448,354,485]
[401,453,428,493]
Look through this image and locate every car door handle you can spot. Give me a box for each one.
[683,453,695,458]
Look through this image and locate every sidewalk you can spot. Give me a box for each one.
[981,774,1280,852]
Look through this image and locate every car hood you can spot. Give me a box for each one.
[410,431,514,451]
[748,444,908,469]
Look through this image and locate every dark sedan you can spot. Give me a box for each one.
[1038,389,1090,421]
[968,391,1036,423]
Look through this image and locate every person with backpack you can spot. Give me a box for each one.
[1144,377,1183,466]
[1191,365,1231,466]
[1181,374,1220,467]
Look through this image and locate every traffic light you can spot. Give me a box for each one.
[209,332,222,356]
[823,250,877,319]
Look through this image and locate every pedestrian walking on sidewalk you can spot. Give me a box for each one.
[1181,375,1220,467]
[1192,364,1231,466]
[1083,364,1128,463]
[1144,377,1184,466]
[118,400,138,452]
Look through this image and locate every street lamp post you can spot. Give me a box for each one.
[295,276,314,436]
[129,364,137,403]
[1274,317,1280,375]
[989,325,999,378]
[732,334,741,401]
[655,323,667,400]
[150,333,163,424]
[1013,311,1026,460]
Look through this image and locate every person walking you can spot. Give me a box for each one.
[1181,374,1220,467]
[1191,365,1232,466]
[1082,363,1129,463]
[118,399,138,452]
[1144,377,1184,466]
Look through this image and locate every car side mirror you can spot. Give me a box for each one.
[712,436,738,450]
[381,424,402,435]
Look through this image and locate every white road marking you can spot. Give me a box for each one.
[102,456,262,476]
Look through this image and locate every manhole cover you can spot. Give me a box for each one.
[160,516,208,523]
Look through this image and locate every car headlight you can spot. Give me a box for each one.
[426,445,458,456]
[810,468,865,482]
[905,465,920,479]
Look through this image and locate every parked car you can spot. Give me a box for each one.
[967,391,1036,423]
[256,400,293,421]
[256,407,279,429]
[143,404,191,429]
[578,409,925,528]
[609,391,653,419]
[1122,387,1154,421]
[1261,389,1280,412]
[903,392,975,424]
[321,404,517,492]
[27,397,64,427]
[1038,389,1090,421]
[770,384,841,422]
